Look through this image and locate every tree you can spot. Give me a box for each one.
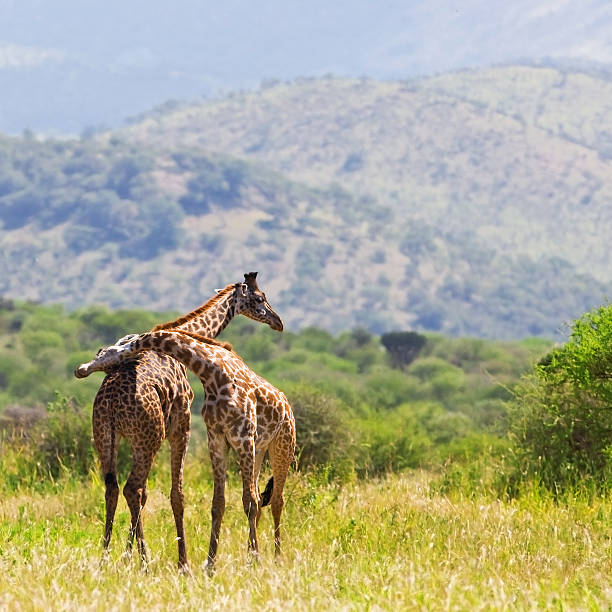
[381,331,426,368]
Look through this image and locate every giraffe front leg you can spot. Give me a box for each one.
[103,472,120,550]
[268,427,294,557]
[206,430,228,571]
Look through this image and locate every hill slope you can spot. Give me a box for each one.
[117,65,612,282]
[2,65,612,338]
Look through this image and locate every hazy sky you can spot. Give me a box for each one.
[0,0,610,133]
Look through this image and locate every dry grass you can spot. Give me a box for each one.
[1,470,611,610]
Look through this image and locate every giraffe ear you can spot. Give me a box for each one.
[240,283,248,296]
[215,288,222,294]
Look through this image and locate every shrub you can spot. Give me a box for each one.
[509,304,612,494]
[284,384,355,481]
[356,402,440,475]
[31,394,95,479]
[0,394,95,489]
[363,367,423,410]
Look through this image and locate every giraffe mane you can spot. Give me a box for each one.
[152,284,236,331]
[161,329,233,352]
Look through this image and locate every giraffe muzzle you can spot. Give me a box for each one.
[74,364,91,378]
[269,313,284,332]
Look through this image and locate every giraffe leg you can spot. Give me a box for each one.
[206,430,228,570]
[93,416,119,554]
[168,423,190,571]
[268,425,295,556]
[236,438,259,558]
[104,472,120,550]
[123,449,156,567]
[254,450,266,528]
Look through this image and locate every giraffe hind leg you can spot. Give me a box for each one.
[236,439,259,558]
[93,418,119,554]
[103,472,119,549]
[268,426,295,556]
[123,449,156,568]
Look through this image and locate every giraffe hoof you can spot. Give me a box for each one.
[98,550,111,569]
[204,559,216,577]
[178,564,192,577]
[248,549,261,565]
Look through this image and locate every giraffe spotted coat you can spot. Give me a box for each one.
[76,329,296,568]
[85,272,283,569]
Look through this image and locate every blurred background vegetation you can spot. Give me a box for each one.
[0,299,539,490]
[1,298,611,499]
[3,65,612,339]
[2,65,612,499]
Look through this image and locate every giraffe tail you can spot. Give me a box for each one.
[260,476,274,507]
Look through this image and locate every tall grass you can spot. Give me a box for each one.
[1,468,610,610]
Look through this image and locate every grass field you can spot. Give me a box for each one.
[1,457,610,611]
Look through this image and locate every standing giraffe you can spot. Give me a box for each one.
[76,329,296,569]
[85,272,282,570]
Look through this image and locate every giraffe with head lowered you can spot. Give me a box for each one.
[76,329,296,570]
[83,272,282,570]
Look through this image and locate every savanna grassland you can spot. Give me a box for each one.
[1,300,612,610]
[3,60,612,611]
[1,466,611,610]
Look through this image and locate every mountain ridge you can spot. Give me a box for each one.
[2,0,612,132]
[112,65,612,282]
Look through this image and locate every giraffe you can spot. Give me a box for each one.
[76,329,296,569]
[84,272,282,570]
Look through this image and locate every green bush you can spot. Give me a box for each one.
[0,394,95,489]
[284,384,355,481]
[363,367,422,410]
[292,327,336,353]
[509,304,612,494]
[356,402,438,475]
[431,433,515,498]
[32,394,95,479]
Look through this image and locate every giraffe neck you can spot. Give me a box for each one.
[153,284,238,337]
[77,331,228,381]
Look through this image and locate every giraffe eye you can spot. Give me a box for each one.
[256,296,264,303]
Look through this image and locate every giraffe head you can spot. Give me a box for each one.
[76,342,129,378]
[234,272,283,331]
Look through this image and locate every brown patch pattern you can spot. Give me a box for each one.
[84,273,283,570]
[80,328,296,568]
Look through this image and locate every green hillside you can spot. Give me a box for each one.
[118,65,612,282]
[2,65,611,337]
